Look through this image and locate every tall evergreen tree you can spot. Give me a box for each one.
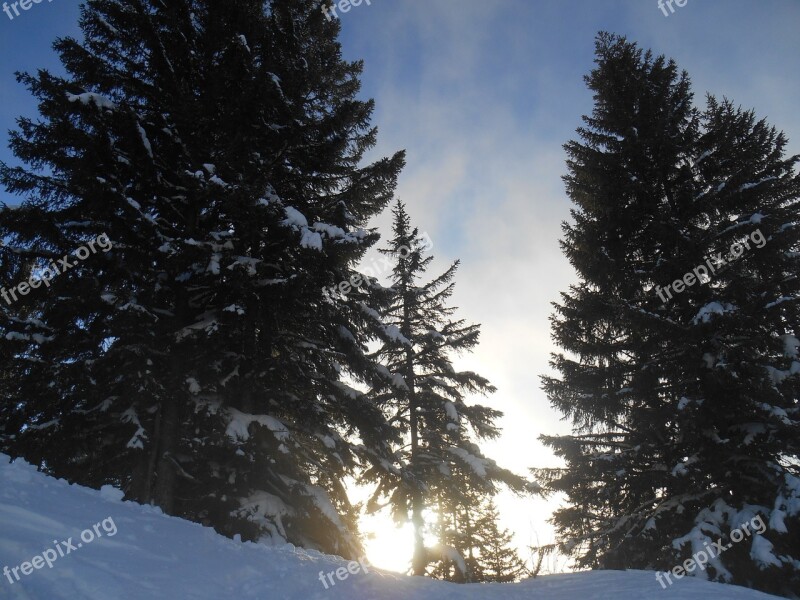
[0,0,405,558]
[362,201,531,576]
[540,33,800,596]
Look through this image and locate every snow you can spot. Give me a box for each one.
[439,545,467,577]
[671,463,689,477]
[765,296,795,309]
[228,256,261,276]
[444,401,460,423]
[304,485,346,530]
[448,447,488,478]
[742,424,767,446]
[99,485,125,503]
[390,373,409,390]
[750,536,783,569]
[262,184,281,204]
[313,222,368,244]
[225,408,290,443]
[235,491,291,540]
[383,324,410,344]
[120,408,147,449]
[780,334,799,357]
[356,303,412,345]
[0,455,785,599]
[66,92,116,110]
[764,361,800,386]
[96,15,119,34]
[426,329,447,342]
[136,122,153,158]
[268,73,285,99]
[174,315,219,341]
[300,228,323,251]
[282,206,308,228]
[333,381,362,400]
[280,207,324,251]
[318,435,337,449]
[739,177,777,192]
[223,304,245,315]
[694,149,713,164]
[313,222,346,239]
[691,302,736,324]
[4,332,30,341]
[769,508,787,534]
[207,253,221,274]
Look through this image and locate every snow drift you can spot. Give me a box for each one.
[0,455,783,599]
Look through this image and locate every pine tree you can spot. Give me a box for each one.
[430,493,527,584]
[540,32,800,596]
[429,474,484,583]
[474,500,528,583]
[362,200,531,576]
[0,0,405,558]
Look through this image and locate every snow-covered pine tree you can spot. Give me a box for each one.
[540,32,800,596]
[0,0,405,558]
[361,200,531,576]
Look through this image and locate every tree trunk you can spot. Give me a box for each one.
[405,299,426,576]
[410,392,426,575]
[129,406,161,504]
[152,398,179,513]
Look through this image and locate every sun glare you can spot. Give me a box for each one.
[362,518,415,573]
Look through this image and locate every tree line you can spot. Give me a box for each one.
[0,0,531,583]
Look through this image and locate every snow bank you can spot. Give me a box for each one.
[0,455,782,599]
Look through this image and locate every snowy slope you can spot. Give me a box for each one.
[0,455,783,599]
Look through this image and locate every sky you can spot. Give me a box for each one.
[2,0,800,575]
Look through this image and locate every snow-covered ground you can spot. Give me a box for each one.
[0,455,782,599]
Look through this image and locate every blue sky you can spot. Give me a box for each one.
[2,0,800,572]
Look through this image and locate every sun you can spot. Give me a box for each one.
[361,517,415,573]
